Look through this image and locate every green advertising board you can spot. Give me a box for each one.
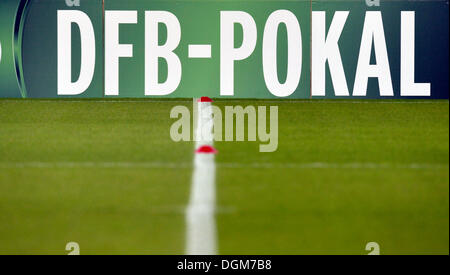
[0,0,448,99]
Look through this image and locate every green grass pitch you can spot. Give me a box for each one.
[0,99,448,255]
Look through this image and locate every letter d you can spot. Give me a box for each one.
[58,10,96,95]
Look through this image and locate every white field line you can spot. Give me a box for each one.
[0,162,191,168]
[185,100,217,255]
[0,162,446,170]
[218,162,448,169]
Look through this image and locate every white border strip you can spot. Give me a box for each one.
[185,100,217,255]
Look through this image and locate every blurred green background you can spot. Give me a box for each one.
[0,99,448,255]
